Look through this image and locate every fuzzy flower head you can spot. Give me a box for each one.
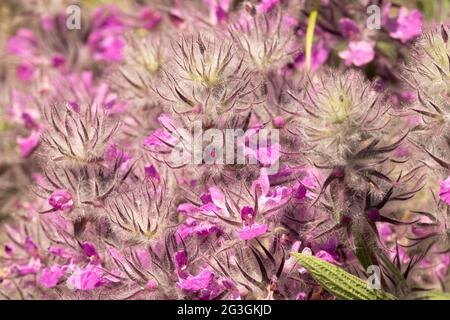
[111,34,166,106]
[406,25,450,97]
[106,182,172,244]
[229,9,297,72]
[158,33,256,130]
[291,69,405,195]
[41,104,119,165]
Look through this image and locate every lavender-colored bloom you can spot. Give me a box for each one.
[338,41,375,66]
[48,189,74,211]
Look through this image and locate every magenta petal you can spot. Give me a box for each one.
[439,176,450,205]
[39,265,67,288]
[17,130,40,157]
[67,264,106,290]
[177,269,214,292]
[239,223,268,240]
[49,189,74,211]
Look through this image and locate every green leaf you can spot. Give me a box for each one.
[417,291,450,300]
[291,253,397,300]
[355,234,377,270]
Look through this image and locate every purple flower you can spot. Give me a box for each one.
[81,242,100,263]
[17,130,40,157]
[367,208,381,221]
[144,165,160,183]
[48,189,74,211]
[177,268,214,292]
[241,206,256,226]
[39,265,67,288]
[439,176,450,205]
[339,18,360,39]
[383,4,423,43]
[338,41,375,67]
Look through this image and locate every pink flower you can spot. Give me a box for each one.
[258,0,280,13]
[81,242,100,264]
[338,41,375,67]
[144,165,160,183]
[383,4,423,43]
[66,264,107,290]
[24,237,39,256]
[439,176,450,205]
[204,0,231,25]
[12,257,41,276]
[49,189,74,211]
[17,130,40,157]
[138,7,162,30]
[239,205,268,240]
[295,41,329,71]
[104,143,131,171]
[146,279,159,291]
[176,218,222,242]
[239,223,268,240]
[339,18,360,39]
[7,28,37,58]
[39,265,67,288]
[48,246,73,259]
[87,6,125,62]
[177,268,217,294]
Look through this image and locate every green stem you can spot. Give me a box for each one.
[305,0,320,70]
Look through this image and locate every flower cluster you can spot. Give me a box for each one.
[0,0,449,301]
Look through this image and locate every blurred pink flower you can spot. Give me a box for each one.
[383,3,423,43]
[339,18,360,39]
[439,176,450,205]
[67,264,107,290]
[138,7,162,30]
[48,189,74,211]
[295,41,329,71]
[339,40,375,66]
[39,265,67,288]
[87,6,125,62]
[17,130,40,157]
